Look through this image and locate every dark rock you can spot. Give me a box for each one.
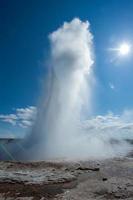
[102,177,108,181]
[77,167,100,171]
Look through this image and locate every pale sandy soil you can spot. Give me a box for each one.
[0,156,132,200]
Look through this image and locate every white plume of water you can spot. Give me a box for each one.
[32,18,94,159]
[48,19,93,156]
[26,18,132,160]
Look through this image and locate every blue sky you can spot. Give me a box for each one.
[1,0,133,136]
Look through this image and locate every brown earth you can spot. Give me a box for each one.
[0,157,132,200]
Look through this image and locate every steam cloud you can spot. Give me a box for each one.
[24,18,132,160]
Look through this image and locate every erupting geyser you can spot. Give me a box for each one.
[29,18,94,159]
[46,18,94,157]
[24,18,132,160]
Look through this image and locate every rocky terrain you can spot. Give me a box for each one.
[0,156,132,200]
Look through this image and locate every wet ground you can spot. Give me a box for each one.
[0,156,132,200]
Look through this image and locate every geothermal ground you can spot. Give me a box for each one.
[0,155,133,200]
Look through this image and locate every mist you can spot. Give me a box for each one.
[22,18,132,161]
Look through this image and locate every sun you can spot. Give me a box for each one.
[118,43,131,56]
[109,42,131,58]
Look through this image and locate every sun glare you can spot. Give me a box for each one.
[118,43,131,55]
